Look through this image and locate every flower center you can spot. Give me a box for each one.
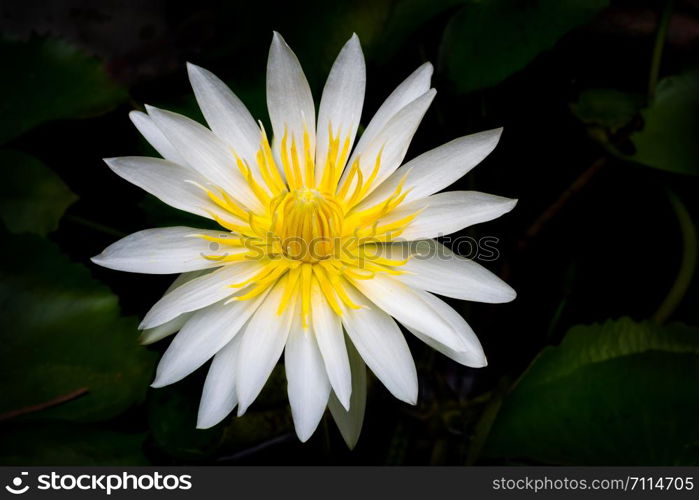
[276,188,343,262]
[196,126,419,325]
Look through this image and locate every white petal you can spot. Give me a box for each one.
[197,332,243,429]
[187,63,261,167]
[162,268,215,293]
[404,289,487,368]
[140,261,262,329]
[267,32,315,181]
[340,89,436,201]
[311,280,351,409]
[370,240,516,303]
[315,34,365,179]
[340,284,417,404]
[351,273,471,353]
[103,156,220,219]
[139,313,191,345]
[145,105,261,211]
[152,289,269,388]
[236,278,297,415]
[393,191,518,240]
[285,315,331,442]
[138,270,212,344]
[328,336,366,449]
[357,128,503,209]
[129,110,184,164]
[91,226,242,274]
[350,62,432,163]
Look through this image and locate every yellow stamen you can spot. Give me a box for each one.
[187,125,424,322]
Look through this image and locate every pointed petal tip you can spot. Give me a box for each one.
[461,348,488,368]
[89,254,103,266]
[394,383,419,406]
[102,157,118,168]
[198,401,238,429]
[343,33,363,56]
[151,369,178,389]
[294,426,314,443]
[185,62,199,79]
[144,103,160,115]
[196,412,226,430]
[338,393,351,412]
[416,88,437,104]
[138,333,155,346]
[415,61,434,79]
[487,126,504,140]
[488,282,517,304]
[236,388,252,417]
[271,31,284,44]
[186,62,209,79]
[269,32,289,62]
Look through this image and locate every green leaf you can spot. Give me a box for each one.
[441,0,608,93]
[148,367,292,460]
[0,422,148,465]
[483,317,699,465]
[570,89,644,132]
[147,378,226,461]
[0,37,128,144]
[370,0,464,63]
[631,71,699,176]
[0,150,77,235]
[653,192,697,323]
[0,234,156,422]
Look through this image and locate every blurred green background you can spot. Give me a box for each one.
[1,0,698,465]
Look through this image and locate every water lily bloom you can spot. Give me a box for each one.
[92,32,517,447]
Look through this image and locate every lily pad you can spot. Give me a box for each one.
[0,37,128,144]
[0,150,77,235]
[441,0,608,93]
[631,71,699,176]
[0,422,148,465]
[0,234,156,422]
[483,317,699,465]
[147,377,226,461]
[570,89,644,132]
[148,364,292,461]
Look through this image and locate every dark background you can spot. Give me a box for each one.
[1,0,698,465]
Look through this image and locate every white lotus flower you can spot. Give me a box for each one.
[93,32,516,447]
